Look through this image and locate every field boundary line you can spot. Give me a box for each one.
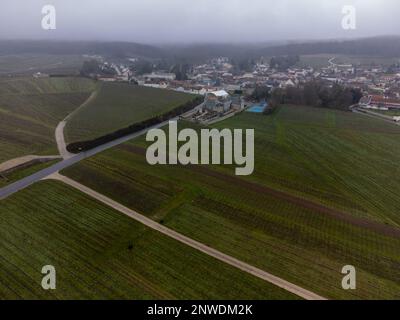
[47,172,328,301]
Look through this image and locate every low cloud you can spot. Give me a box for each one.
[0,0,398,43]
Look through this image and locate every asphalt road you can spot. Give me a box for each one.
[0,118,176,200]
[352,108,400,126]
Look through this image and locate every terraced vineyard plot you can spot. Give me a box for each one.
[0,54,86,76]
[0,180,297,300]
[0,77,96,95]
[0,77,95,163]
[65,83,197,143]
[215,106,400,227]
[64,145,400,300]
[63,105,400,299]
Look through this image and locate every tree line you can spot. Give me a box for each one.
[266,81,362,113]
[67,96,204,154]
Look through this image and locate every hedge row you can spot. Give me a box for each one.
[67,96,204,154]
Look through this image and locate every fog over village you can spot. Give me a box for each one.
[0,0,399,43]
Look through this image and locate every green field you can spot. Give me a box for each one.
[63,105,400,299]
[296,54,334,69]
[296,54,400,69]
[0,54,86,76]
[371,109,400,117]
[65,83,197,143]
[216,106,400,227]
[0,180,297,299]
[0,77,95,163]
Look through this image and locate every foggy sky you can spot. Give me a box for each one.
[0,0,398,43]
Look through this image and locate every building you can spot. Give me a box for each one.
[279,79,295,88]
[204,90,232,113]
[143,72,176,82]
[98,75,116,82]
[360,95,400,109]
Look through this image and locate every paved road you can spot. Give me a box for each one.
[0,155,61,174]
[0,118,176,200]
[352,108,400,126]
[1,97,202,200]
[48,172,327,301]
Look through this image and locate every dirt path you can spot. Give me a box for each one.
[55,121,73,159]
[55,90,99,159]
[0,155,60,174]
[46,172,327,300]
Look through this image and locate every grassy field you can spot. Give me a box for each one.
[296,54,400,69]
[0,77,95,163]
[0,180,297,300]
[0,54,86,76]
[216,106,400,227]
[296,54,333,69]
[63,105,400,299]
[65,83,197,143]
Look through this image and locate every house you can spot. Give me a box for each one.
[143,81,168,89]
[360,95,400,109]
[204,90,232,113]
[143,72,176,82]
[279,79,295,88]
[98,75,116,82]
[225,84,241,93]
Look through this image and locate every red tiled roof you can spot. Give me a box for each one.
[370,95,400,106]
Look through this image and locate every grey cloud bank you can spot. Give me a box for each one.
[0,0,398,43]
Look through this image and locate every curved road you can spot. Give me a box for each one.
[55,90,99,160]
[1,100,203,199]
[0,117,177,200]
[55,121,74,159]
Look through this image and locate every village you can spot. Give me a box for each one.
[36,54,400,124]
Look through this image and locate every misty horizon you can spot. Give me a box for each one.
[0,0,398,44]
